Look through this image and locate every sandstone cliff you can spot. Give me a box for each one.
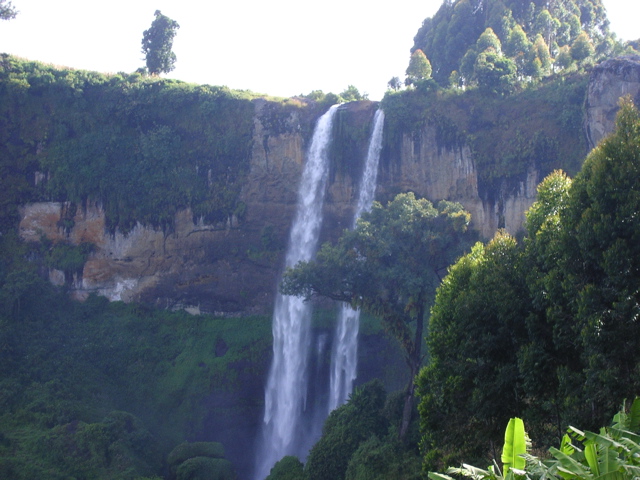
[586,56,640,149]
[18,58,640,314]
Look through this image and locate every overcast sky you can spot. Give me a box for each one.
[0,0,637,100]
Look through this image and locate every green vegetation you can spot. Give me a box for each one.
[282,193,476,440]
[406,50,433,87]
[0,227,273,478]
[168,442,234,480]
[303,381,423,480]
[381,73,588,196]
[0,3,637,478]
[0,0,16,20]
[0,55,256,234]
[410,0,637,89]
[417,98,640,471]
[266,456,304,480]
[430,399,640,480]
[142,10,181,76]
[0,216,404,478]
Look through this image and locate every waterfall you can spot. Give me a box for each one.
[328,109,385,412]
[255,104,339,480]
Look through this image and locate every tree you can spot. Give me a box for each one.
[417,232,530,468]
[476,28,502,54]
[504,24,531,72]
[406,49,433,86]
[266,456,304,480]
[474,50,517,96]
[559,97,640,420]
[0,0,17,20]
[304,381,388,480]
[570,32,594,63]
[282,193,474,440]
[416,101,640,470]
[555,45,573,70]
[141,10,180,75]
[532,8,559,47]
[340,85,367,102]
[531,34,551,75]
[387,76,402,91]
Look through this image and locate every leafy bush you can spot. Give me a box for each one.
[265,455,305,480]
[168,441,226,473]
[176,457,235,480]
[429,399,640,480]
[304,380,388,480]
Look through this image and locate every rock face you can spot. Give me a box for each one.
[376,125,540,239]
[18,58,640,314]
[586,56,640,149]
[19,101,376,315]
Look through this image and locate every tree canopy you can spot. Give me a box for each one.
[282,192,475,439]
[417,98,640,470]
[141,10,180,75]
[406,49,433,86]
[0,0,17,21]
[410,0,635,88]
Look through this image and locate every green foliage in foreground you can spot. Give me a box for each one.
[418,98,640,470]
[430,398,640,480]
[0,55,257,233]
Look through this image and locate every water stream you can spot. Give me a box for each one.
[328,109,385,412]
[254,104,339,480]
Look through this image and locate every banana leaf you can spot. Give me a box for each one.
[628,398,640,432]
[560,434,576,455]
[583,442,599,476]
[549,447,592,479]
[502,417,527,473]
[429,472,455,480]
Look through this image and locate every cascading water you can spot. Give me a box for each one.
[328,109,385,412]
[254,104,339,480]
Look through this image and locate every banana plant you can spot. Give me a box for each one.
[427,399,640,480]
[541,398,640,480]
[519,398,640,480]
[428,417,529,480]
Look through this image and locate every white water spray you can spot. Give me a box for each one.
[255,105,339,480]
[328,109,385,412]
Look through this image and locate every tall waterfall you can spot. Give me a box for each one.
[255,104,339,480]
[328,109,385,412]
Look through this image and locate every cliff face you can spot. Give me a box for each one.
[586,56,640,149]
[18,58,640,314]
[375,125,540,239]
[19,101,376,314]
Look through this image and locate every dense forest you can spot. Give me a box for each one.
[1,0,640,479]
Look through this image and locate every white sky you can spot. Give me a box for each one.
[0,0,637,101]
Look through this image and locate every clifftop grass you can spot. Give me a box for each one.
[0,55,257,234]
[381,74,589,198]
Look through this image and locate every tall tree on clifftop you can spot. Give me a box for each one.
[0,0,17,20]
[141,10,180,75]
[406,49,433,86]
